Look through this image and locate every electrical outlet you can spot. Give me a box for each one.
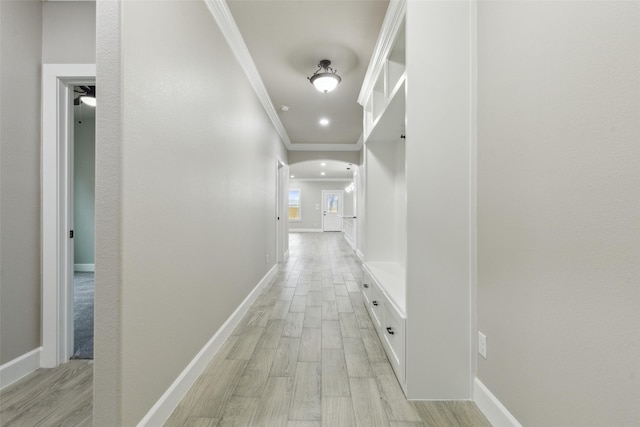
[478,332,487,359]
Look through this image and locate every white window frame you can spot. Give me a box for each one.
[288,188,302,222]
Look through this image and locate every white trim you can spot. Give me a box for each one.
[74,263,95,272]
[356,249,365,263]
[137,265,278,426]
[203,0,291,149]
[474,378,523,427]
[357,0,407,106]
[0,348,42,390]
[289,228,323,233]
[42,64,96,368]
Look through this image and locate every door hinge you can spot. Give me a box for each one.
[70,230,74,238]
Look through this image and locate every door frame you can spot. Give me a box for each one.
[275,160,288,263]
[321,190,344,232]
[42,64,96,368]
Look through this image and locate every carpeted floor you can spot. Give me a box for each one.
[72,272,94,359]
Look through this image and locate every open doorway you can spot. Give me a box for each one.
[42,64,96,368]
[71,86,96,359]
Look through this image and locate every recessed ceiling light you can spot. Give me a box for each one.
[321,172,326,176]
[319,118,330,126]
[321,162,326,166]
[290,175,295,178]
[281,105,290,112]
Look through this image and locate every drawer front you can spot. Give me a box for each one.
[382,304,406,383]
[362,270,373,305]
[369,284,384,329]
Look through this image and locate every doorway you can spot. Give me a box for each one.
[42,64,96,368]
[322,190,343,232]
[71,88,96,359]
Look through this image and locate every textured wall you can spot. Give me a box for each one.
[95,1,288,424]
[0,0,42,365]
[477,2,640,425]
[42,0,96,64]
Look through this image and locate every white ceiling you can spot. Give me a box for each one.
[227,0,389,149]
[289,159,355,180]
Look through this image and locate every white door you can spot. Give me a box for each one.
[322,190,343,232]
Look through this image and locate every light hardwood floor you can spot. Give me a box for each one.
[0,233,490,427]
[0,360,92,426]
[165,233,491,427]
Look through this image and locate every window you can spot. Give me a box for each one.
[289,189,301,221]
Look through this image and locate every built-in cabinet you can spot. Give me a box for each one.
[359,0,473,399]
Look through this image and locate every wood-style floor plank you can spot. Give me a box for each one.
[0,361,93,427]
[372,362,422,422]
[322,396,357,427]
[233,348,276,397]
[350,377,389,427]
[270,337,301,377]
[299,328,322,362]
[283,312,305,338]
[218,396,259,427]
[343,337,373,377]
[252,376,294,427]
[187,359,247,419]
[321,349,350,397]
[288,362,322,421]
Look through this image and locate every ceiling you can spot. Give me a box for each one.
[227,0,389,150]
[289,159,356,180]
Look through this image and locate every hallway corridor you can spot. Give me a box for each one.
[164,232,490,426]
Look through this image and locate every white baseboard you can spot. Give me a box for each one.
[0,347,42,390]
[356,249,365,263]
[74,263,95,272]
[289,228,323,233]
[474,378,522,427]
[137,264,278,426]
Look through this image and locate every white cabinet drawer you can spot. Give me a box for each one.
[362,270,373,305]
[381,303,405,384]
[369,285,384,329]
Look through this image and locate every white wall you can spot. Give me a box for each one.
[404,0,472,398]
[73,109,95,266]
[42,0,96,64]
[289,181,354,231]
[95,1,288,424]
[0,0,42,365]
[477,2,640,425]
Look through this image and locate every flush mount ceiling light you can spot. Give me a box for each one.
[319,118,330,126]
[308,59,341,93]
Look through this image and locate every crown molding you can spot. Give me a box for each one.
[357,0,406,106]
[204,0,292,149]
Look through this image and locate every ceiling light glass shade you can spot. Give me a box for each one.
[80,96,96,107]
[310,73,341,93]
[308,59,341,93]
